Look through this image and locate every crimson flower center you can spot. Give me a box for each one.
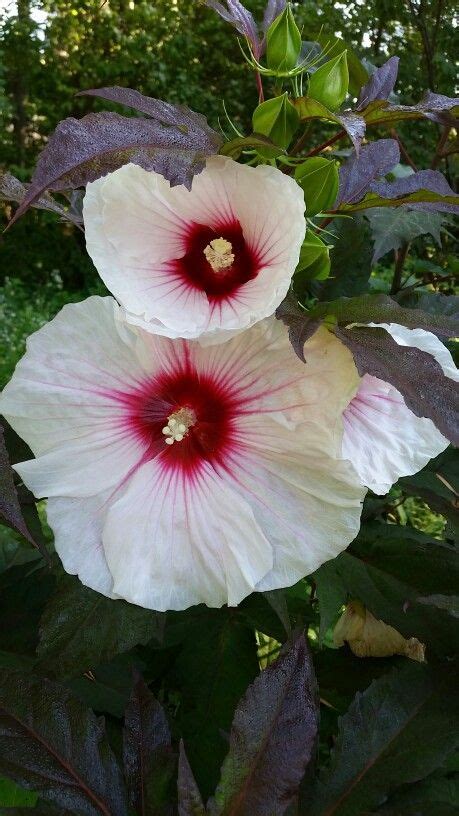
[171,220,260,300]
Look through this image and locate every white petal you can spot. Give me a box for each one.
[46,491,117,597]
[0,296,168,498]
[83,157,305,342]
[102,460,273,610]
[225,452,364,592]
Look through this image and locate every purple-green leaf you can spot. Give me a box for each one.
[357,56,399,110]
[0,171,83,227]
[207,635,319,816]
[336,139,399,205]
[123,672,176,816]
[368,169,459,214]
[204,1,261,57]
[177,741,205,816]
[0,669,128,816]
[8,100,221,226]
[335,325,459,445]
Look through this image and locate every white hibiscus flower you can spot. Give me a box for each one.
[83,156,305,343]
[0,297,364,610]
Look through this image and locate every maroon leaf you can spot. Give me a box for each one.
[357,56,399,110]
[0,669,128,816]
[9,100,222,225]
[0,426,48,560]
[276,294,321,362]
[336,139,400,205]
[177,741,205,816]
[335,325,459,445]
[207,635,319,816]
[123,672,176,816]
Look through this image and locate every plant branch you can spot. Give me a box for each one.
[390,129,418,172]
[390,242,410,294]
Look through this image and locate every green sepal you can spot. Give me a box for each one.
[266,3,302,74]
[252,93,300,154]
[308,51,349,110]
[295,157,339,216]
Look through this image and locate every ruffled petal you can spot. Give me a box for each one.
[0,297,169,497]
[84,157,305,342]
[46,491,117,597]
[102,460,273,610]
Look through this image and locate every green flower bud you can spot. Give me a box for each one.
[266,3,302,74]
[295,157,339,216]
[308,51,349,110]
[296,230,330,281]
[252,93,300,153]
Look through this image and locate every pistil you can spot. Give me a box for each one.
[203,237,235,273]
[162,406,196,445]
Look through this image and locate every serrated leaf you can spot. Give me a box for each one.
[335,325,459,444]
[123,672,176,816]
[37,574,165,678]
[9,96,221,225]
[309,663,459,816]
[207,635,319,816]
[177,742,205,816]
[292,98,365,153]
[0,173,83,227]
[0,670,128,816]
[176,608,259,799]
[363,90,459,128]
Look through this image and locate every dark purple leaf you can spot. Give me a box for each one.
[336,139,400,205]
[276,294,321,362]
[0,426,48,561]
[0,669,128,816]
[369,169,459,214]
[310,293,459,338]
[9,103,221,225]
[395,291,459,324]
[390,90,459,124]
[177,741,205,816]
[77,86,218,134]
[204,1,261,57]
[0,172,83,227]
[357,56,399,110]
[207,635,319,816]
[335,325,459,445]
[123,672,176,816]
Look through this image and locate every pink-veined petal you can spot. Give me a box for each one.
[102,460,273,610]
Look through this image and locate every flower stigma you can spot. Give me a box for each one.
[203,237,235,273]
[162,406,197,445]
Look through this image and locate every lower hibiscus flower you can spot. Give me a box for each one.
[0,296,364,610]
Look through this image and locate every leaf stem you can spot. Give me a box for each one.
[390,242,410,294]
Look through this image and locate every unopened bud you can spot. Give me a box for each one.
[252,93,300,153]
[296,230,330,281]
[295,157,339,216]
[266,4,302,74]
[308,51,349,110]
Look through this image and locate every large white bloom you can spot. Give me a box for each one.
[0,297,364,610]
[83,157,305,343]
[311,322,457,495]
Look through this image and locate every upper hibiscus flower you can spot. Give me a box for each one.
[83,156,305,342]
[0,297,364,611]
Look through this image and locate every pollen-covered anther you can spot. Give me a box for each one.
[162,406,196,445]
[203,237,235,273]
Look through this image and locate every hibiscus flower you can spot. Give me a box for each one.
[0,297,364,610]
[83,156,305,343]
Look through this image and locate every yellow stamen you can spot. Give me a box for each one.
[162,407,196,445]
[203,237,235,272]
